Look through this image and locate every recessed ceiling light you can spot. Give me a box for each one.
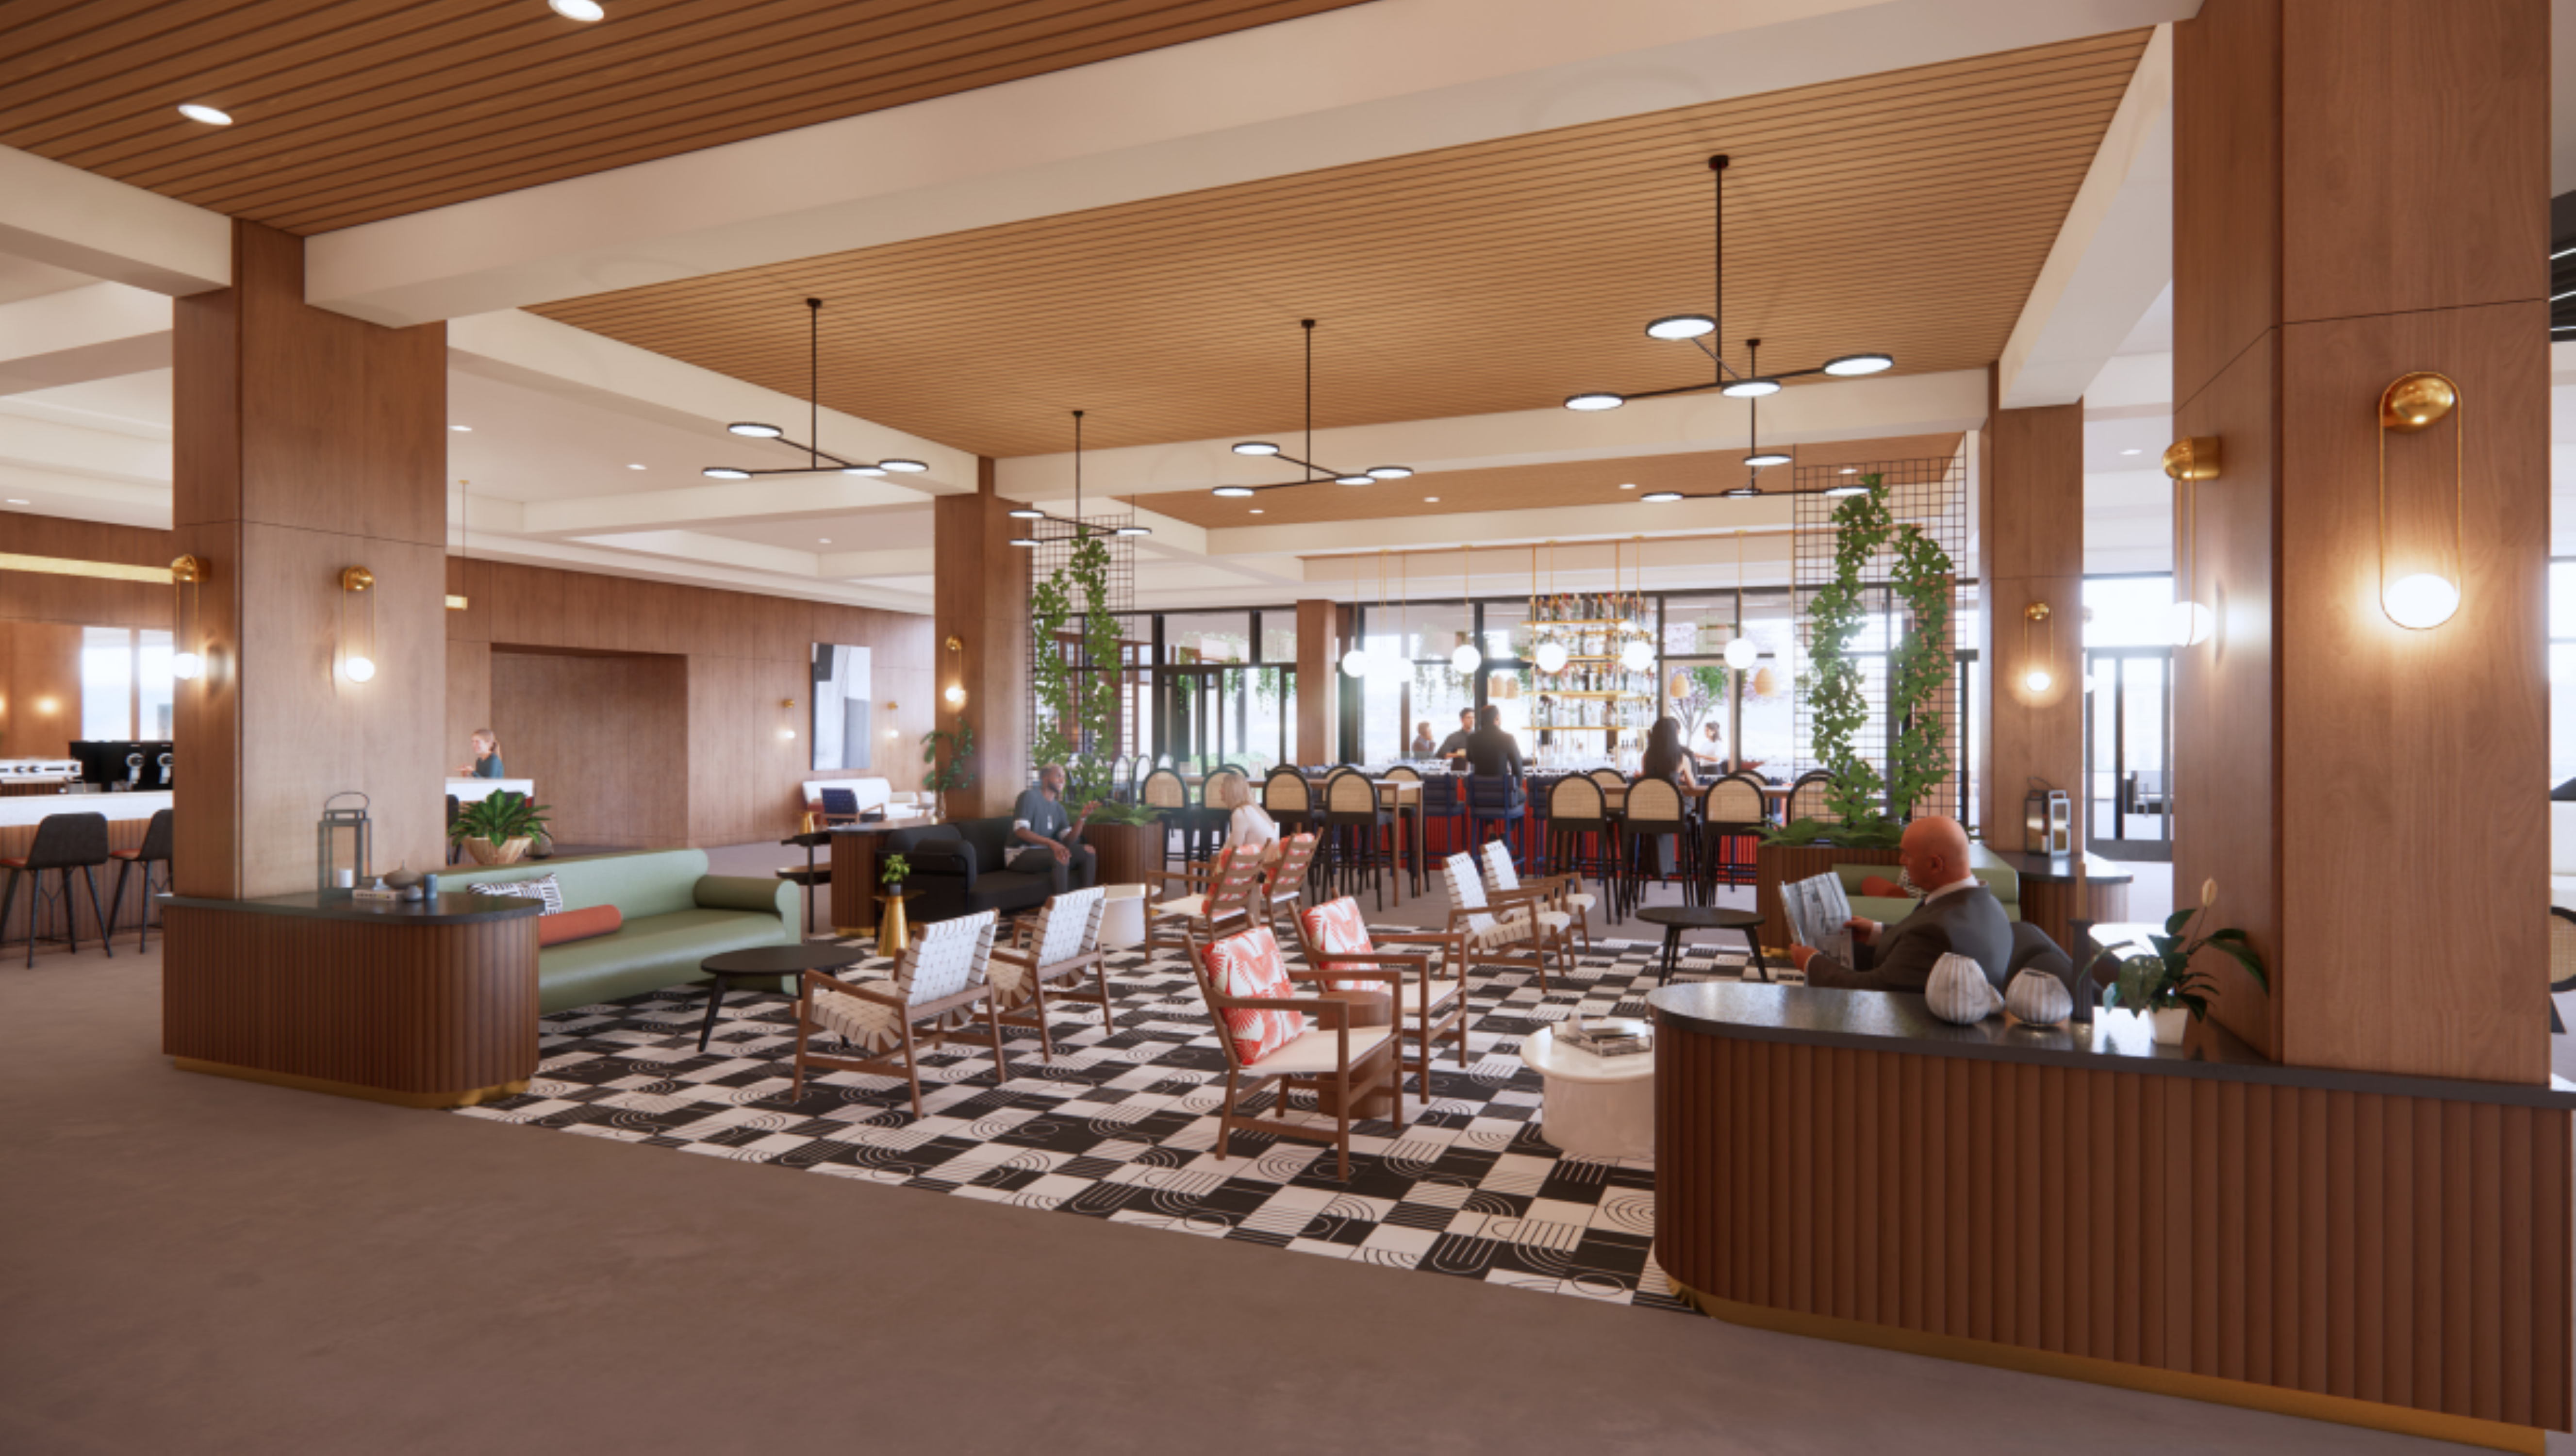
[627,463,646,470]
[178,103,232,126]
[4,498,28,506]
[2120,447,2142,456]
[1423,496,1439,503]
[548,0,605,19]
[1249,508,1265,515]
[448,424,471,432]
[1618,483,1637,491]
[1839,468,1857,475]
[818,538,832,544]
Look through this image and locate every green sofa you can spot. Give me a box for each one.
[1833,842,2022,928]
[442,849,796,1014]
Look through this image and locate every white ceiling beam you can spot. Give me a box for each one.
[518,480,927,538]
[817,547,938,580]
[1207,495,1799,561]
[0,145,230,297]
[305,0,2198,327]
[0,462,168,527]
[454,531,929,615]
[0,409,170,482]
[1995,24,2174,409]
[569,529,825,578]
[0,282,173,395]
[1001,368,1992,502]
[445,310,975,495]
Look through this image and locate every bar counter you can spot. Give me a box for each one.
[163,891,541,1109]
[1647,981,2571,1452]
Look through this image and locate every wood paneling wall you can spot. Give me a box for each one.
[1,513,183,761]
[1977,377,2086,843]
[930,459,1028,820]
[2173,0,2550,1082]
[447,555,933,847]
[0,622,81,761]
[1295,598,1336,766]
[1655,1025,2573,1435]
[488,649,686,849]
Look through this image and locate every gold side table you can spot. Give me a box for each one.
[874,891,920,957]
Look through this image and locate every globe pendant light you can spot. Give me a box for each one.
[704,299,923,480]
[1617,536,1655,671]
[1215,321,1413,501]
[1562,155,1894,413]
[1450,543,1482,673]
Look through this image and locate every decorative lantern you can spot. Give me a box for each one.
[318,791,373,897]
[2022,782,2071,856]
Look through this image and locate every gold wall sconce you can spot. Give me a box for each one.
[338,566,377,683]
[780,697,798,741]
[2020,601,2056,695]
[884,701,903,740]
[2161,438,2218,648]
[2377,371,2462,630]
[943,634,967,708]
[170,554,208,680]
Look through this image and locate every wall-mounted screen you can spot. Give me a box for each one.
[811,643,872,772]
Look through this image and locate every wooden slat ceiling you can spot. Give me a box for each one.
[531,30,2148,459]
[1138,434,1965,529]
[0,0,1377,234]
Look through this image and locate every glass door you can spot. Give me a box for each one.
[1160,665,1293,778]
[2083,648,2173,857]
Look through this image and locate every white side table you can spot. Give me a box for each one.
[1097,883,1147,952]
[1519,1023,1655,1159]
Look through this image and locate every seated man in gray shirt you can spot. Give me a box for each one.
[1786,815,2010,993]
[1010,763,1099,894]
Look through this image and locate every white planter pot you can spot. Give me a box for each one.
[2151,1007,2189,1045]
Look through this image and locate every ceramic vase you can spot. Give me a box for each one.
[464,835,533,865]
[2151,1006,2188,1045]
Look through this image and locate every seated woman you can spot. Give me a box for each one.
[454,728,506,779]
[1638,716,1695,789]
[1211,772,1283,867]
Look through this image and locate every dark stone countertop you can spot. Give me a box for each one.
[158,891,543,926]
[1986,850,2136,884]
[1647,980,2576,1110]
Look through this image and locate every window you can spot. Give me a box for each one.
[80,626,137,740]
[2551,562,2576,787]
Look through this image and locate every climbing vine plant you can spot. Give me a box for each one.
[1029,532,1125,806]
[1781,473,1955,846]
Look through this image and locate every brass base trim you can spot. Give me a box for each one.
[174,1058,528,1110]
[1669,1279,2546,1456]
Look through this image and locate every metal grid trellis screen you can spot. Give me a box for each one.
[1789,453,1969,815]
[1025,510,1138,778]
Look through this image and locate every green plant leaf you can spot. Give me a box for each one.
[2163,906,2198,937]
[2203,936,2270,993]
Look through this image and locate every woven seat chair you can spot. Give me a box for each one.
[989,887,1113,1058]
[1141,767,1189,868]
[1261,767,1316,837]
[1785,770,1839,826]
[1696,771,1772,895]
[1293,893,1468,1097]
[792,910,1007,1117]
[1480,838,1592,956]
[1438,850,1569,992]
[1543,774,1621,926]
[1321,767,1395,910]
[1183,922,1404,1180]
[1618,776,1692,916]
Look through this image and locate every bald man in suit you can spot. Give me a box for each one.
[1787,815,2011,993]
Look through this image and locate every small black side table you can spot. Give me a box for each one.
[1635,905,1769,985]
[696,942,868,1053]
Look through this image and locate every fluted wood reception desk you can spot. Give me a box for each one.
[1648,982,2572,1453]
[164,892,542,1108]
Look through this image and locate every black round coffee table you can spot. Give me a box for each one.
[697,943,868,1052]
[1634,905,1770,985]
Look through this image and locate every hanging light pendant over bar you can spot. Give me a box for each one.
[703,298,925,480]
[1212,320,1415,498]
[1563,155,1894,412]
[1010,410,1150,547]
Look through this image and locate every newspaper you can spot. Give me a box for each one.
[1556,1013,1651,1059]
[1782,871,1856,971]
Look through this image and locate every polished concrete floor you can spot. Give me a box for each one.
[0,877,2530,1455]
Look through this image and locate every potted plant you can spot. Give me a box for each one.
[449,791,551,866]
[921,719,975,821]
[878,852,911,897]
[2089,880,2268,1044]
[1082,798,1165,887]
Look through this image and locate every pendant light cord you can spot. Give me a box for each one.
[1073,409,1084,523]
[1713,155,1726,386]
[1303,319,1315,484]
[807,298,821,471]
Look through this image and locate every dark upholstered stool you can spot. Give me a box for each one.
[1,811,114,966]
[107,808,175,951]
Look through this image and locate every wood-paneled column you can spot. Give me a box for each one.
[172,220,446,899]
[2175,0,2549,1080]
[1294,598,1338,766]
[932,459,1029,819]
[1977,377,2086,842]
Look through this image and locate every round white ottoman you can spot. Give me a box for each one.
[1520,1023,1655,1160]
[1097,883,1147,952]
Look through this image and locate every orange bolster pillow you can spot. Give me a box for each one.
[1858,874,1910,900]
[538,904,623,947]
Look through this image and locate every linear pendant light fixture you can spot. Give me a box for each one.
[704,298,925,481]
[1213,320,1413,499]
[1640,339,1856,504]
[1011,411,1151,546]
[1566,155,1892,418]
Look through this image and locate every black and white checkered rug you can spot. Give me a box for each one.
[455,926,1795,1313]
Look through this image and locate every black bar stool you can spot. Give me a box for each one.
[1,811,114,966]
[107,808,175,950]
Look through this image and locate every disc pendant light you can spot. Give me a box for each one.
[1216,321,1414,500]
[705,299,925,480]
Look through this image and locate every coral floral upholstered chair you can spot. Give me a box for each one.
[1293,895,1469,1096]
[988,886,1114,1059]
[1440,851,1570,992]
[1184,923,1402,1180]
[793,909,1007,1118]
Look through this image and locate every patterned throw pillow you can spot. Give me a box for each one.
[1198,926,1306,1065]
[1299,896,1376,991]
[471,874,563,915]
